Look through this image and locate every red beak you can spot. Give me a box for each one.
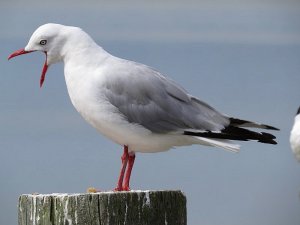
[8,48,34,60]
[8,48,48,88]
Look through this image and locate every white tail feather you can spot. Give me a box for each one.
[195,137,240,153]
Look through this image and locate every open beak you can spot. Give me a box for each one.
[8,48,48,88]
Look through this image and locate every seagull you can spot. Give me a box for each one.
[8,23,279,191]
[290,107,300,162]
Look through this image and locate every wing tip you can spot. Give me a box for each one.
[229,117,280,131]
[184,127,278,145]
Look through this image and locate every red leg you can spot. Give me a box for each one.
[122,152,136,191]
[114,146,129,191]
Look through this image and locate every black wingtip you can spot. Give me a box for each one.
[297,106,300,116]
[263,125,280,131]
[261,132,276,139]
[184,126,278,145]
[258,139,277,145]
[229,117,280,131]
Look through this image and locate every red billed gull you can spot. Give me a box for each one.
[8,23,279,191]
[290,107,300,162]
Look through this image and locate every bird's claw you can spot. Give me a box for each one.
[113,186,130,192]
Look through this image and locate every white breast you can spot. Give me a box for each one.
[63,59,194,153]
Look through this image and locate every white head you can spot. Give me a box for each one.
[8,23,90,87]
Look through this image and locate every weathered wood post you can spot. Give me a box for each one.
[18,190,186,225]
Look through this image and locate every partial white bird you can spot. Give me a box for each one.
[8,23,279,191]
[290,107,300,162]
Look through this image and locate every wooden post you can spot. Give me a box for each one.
[18,190,187,225]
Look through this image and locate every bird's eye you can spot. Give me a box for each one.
[39,40,47,45]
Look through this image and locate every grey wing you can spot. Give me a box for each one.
[103,62,229,133]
